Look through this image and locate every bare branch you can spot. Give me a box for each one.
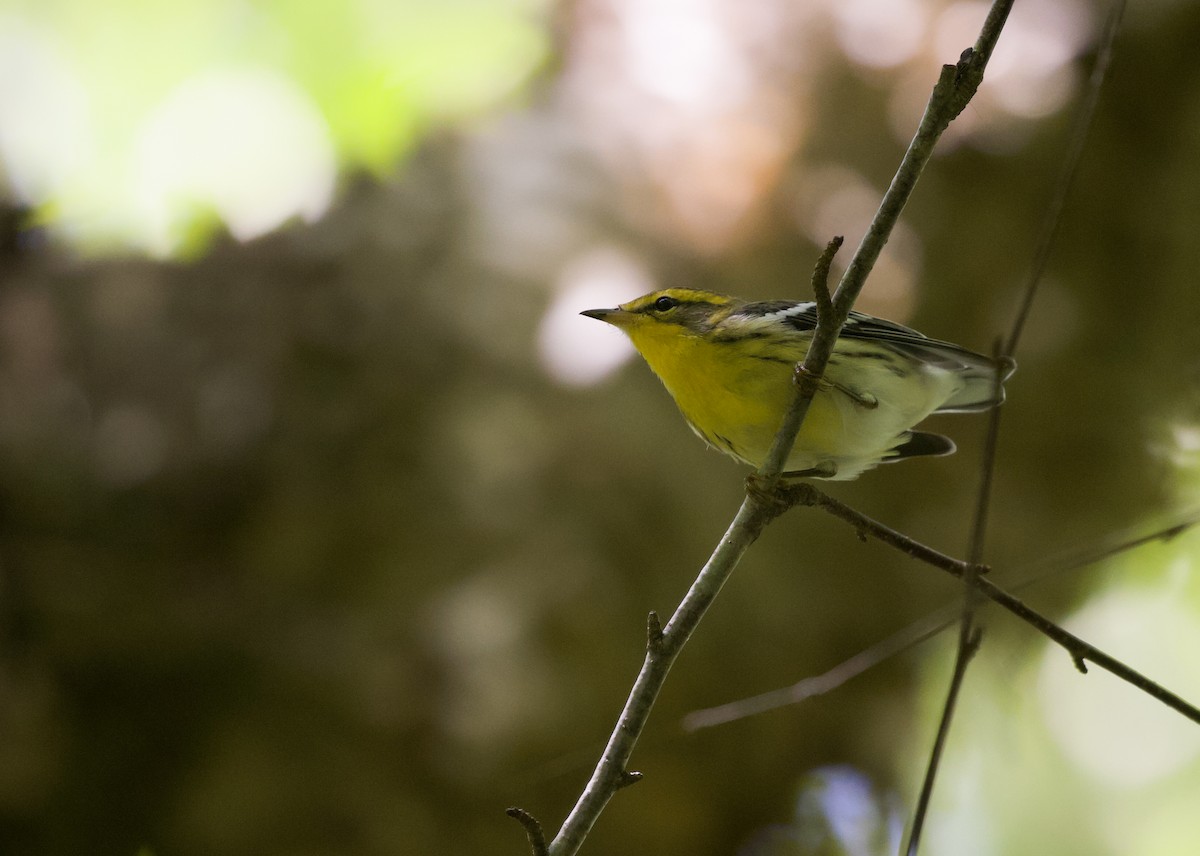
[903,627,983,856]
[909,344,1004,853]
[907,2,1126,849]
[683,610,950,731]
[535,4,1018,853]
[758,237,844,478]
[683,512,1200,730]
[1006,1,1127,356]
[974,575,1200,722]
[784,486,1200,725]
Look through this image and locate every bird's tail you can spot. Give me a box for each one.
[936,354,1017,413]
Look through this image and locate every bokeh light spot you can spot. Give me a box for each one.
[94,403,169,487]
[1038,575,1200,788]
[833,0,930,70]
[0,16,90,204]
[133,68,335,255]
[538,247,655,387]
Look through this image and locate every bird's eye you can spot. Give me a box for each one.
[654,296,678,312]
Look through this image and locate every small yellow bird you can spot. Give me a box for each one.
[582,288,1014,480]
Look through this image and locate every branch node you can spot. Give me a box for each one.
[550,4,1025,851]
[792,362,824,399]
[506,807,549,856]
[745,474,799,522]
[1072,654,1089,675]
[1162,523,1189,542]
[647,611,664,655]
[946,45,991,119]
[617,770,645,790]
[965,625,985,658]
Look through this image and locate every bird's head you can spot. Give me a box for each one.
[581,289,737,345]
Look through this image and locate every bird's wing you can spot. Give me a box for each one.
[738,300,1012,411]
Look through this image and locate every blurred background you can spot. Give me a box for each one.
[2,0,1200,854]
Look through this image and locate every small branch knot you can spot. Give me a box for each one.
[1162,523,1189,542]
[646,611,664,655]
[617,770,645,790]
[946,43,988,119]
[1072,654,1089,674]
[967,626,984,654]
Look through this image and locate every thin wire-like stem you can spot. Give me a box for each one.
[683,610,951,731]
[907,4,1124,850]
[906,352,1004,855]
[1006,1,1126,355]
[542,499,767,856]
[904,627,981,856]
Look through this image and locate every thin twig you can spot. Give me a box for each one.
[904,625,983,856]
[907,342,1005,854]
[683,511,1200,730]
[1005,511,1200,591]
[759,234,845,482]
[538,244,846,856]
[810,236,839,328]
[507,808,549,856]
[908,3,1124,849]
[784,235,845,435]
[972,575,1200,718]
[782,485,1200,725]
[537,497,765,856]
[683,610,950,731]
[965,346,1005,569]
[1006,1,1126,355]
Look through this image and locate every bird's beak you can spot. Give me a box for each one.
[580,307,630,326]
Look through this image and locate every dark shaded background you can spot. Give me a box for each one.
[2,2,1200,854]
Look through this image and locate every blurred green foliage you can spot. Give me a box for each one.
[2,0,548,250]
[2,2,1200,856]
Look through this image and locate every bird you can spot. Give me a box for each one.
[582,288,1014,480]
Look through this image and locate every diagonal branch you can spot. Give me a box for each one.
[906,344,1004,855]
[780,484,1200,726]
[509,4,1019,854]
[1006,0,1125,355]
[682,512,1200,731]
[906,3,1129,852]
[907,3,1123,849]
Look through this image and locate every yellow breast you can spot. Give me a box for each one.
[624,322,843,469]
